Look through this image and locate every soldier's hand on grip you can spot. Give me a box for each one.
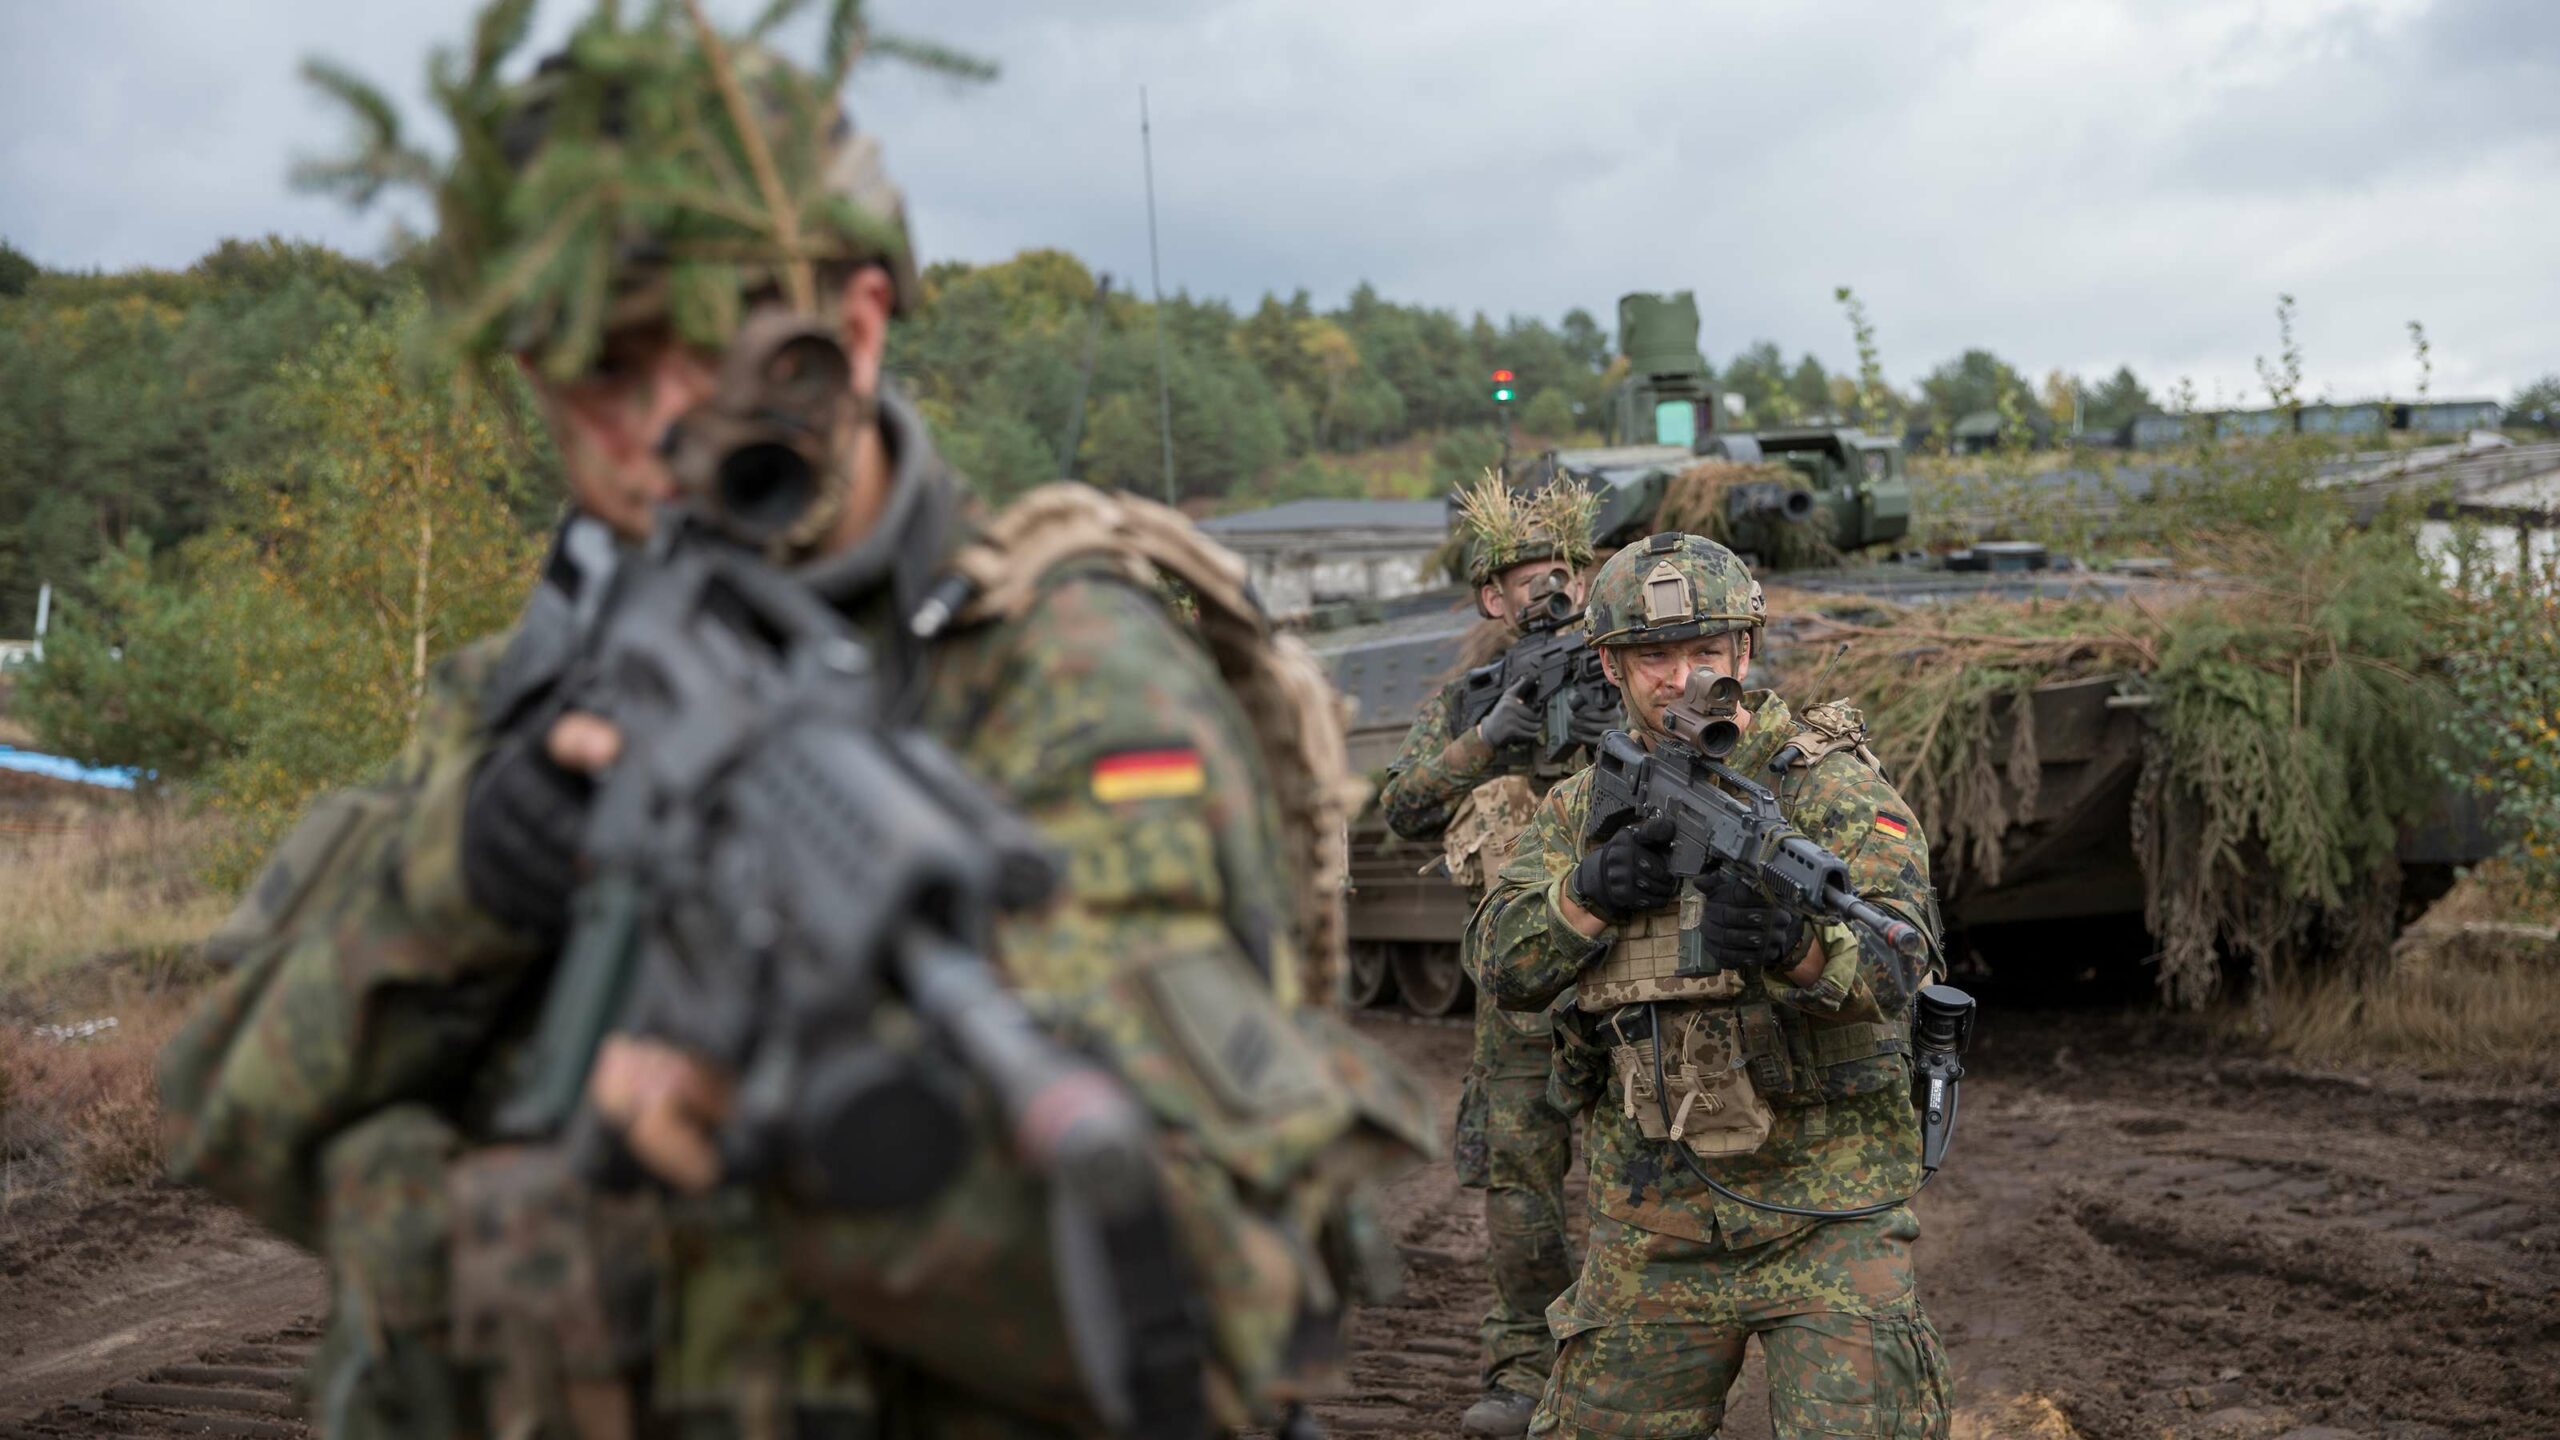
[1475,678,1542,748]
[460,726,594,939]
[1571,812,1679,923]
[1564,689,1617,750]
[1695,866,1806,972]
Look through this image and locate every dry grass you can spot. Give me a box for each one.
[0,714,35,748]
[2257,862,2560,1082]
[0,791,231,1201]
[0,991,190,1196]
[0,794,233,987]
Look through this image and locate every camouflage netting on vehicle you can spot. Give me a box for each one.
[1654,460,1839,571]
[1772,522,2455,1008]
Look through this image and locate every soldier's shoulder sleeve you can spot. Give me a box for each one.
[1788,749,1931,908]
[1377,677,1498,842]
[949,568,1291,1000]
[1772,749,1940,1013]
[162,630,545,1241]
[1470,767,1604,1011]
[923,571,1437,1410]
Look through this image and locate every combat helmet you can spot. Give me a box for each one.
[1584,531,1766,649]
[1452,468,1598,587]
[297,0,983,380]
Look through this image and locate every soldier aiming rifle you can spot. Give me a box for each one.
[160,6,1433,1437]
[1473,530,1966,1439]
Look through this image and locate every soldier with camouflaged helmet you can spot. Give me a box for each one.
[159,5,1432,1438]
[1376,472,1613,1438]
[1470,532,1952,1439]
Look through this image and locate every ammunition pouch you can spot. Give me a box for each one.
[1442,774,1540,896]
[1600,994,1912,1160]
[1576,887,1748,1011]
[1601,1006,1772,1159]
[448,1146,661,1440]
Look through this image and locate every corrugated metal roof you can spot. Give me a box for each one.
[1199,498,1447,535]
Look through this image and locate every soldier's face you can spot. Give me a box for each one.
[525,267,898,549]
[1603,632,1752,736]
[536,326,720,541]
[1480,561,1582,626]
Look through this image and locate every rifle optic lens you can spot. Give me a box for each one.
[717,442,819,541]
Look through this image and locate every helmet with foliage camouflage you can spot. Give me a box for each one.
[297,0,993,380]
[1585,531,1766,649]
[1452,468,1598,586]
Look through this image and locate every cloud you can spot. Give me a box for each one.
[4,0,2551,401]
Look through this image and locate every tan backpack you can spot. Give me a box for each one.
[916,483,1369,1009]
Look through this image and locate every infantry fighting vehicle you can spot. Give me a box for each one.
[1311,292,2488,1014]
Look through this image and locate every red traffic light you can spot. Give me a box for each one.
[1490,369,1515,383]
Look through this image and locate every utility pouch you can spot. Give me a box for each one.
[1442,775,1540,895]
[448,1146,658,1439]
[1603,1007,1773,1159]
[1735,1003,1810,1103]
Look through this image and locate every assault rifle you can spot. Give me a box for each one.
[1451,579,1619,772]
[492,311,1202,1438]
[1583,671,1926,968]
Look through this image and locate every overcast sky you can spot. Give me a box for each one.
[3,0,2552,404]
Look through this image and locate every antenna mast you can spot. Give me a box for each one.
[1141,87,1176,505]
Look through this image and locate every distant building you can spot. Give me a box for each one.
[2213,408,2291,439]
[1198,497,1450,619]
[2121,398,2505,449]
[2126,413,2204,448]
[2399,399,2504,434]
[2298,403,2387,437]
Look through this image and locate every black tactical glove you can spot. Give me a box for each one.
[1695,866,1808,973]
[1475,678,1542,749]
[1571,813,1679,923]
[1563,688,1618,751]
[459,727,595,939]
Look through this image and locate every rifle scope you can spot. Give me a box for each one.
[662,308,855,548]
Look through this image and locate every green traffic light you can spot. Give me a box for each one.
[1494,387,1514,403]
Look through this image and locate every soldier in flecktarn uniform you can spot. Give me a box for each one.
[158,6,1432,1437]
[1473,531,1953,1439]
[1377,472,1616,1437]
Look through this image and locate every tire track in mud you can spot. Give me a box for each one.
[2,1330,320,1440]
[1928,1014,2560,1439]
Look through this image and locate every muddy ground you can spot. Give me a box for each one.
[4,1004,2555,1439]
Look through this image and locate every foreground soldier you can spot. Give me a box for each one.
[1377,476,1611,1437]
[1472,533,1952,1438]
[161,6,1429,1437]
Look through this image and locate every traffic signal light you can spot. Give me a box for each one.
[1491,368,1515,404]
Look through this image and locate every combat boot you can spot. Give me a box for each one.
[1460,1387,1537,1437]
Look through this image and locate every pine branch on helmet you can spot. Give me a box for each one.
[294,0,991,380]
[1452,467,1599,588]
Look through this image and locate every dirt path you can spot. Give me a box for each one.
[0,1187,322,1422]
[6,1008,2555,1438]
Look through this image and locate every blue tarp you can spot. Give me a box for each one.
[0,745,142,790]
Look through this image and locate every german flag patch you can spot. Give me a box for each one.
[1091,747,1206,804]
[1873,812,1912,841]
